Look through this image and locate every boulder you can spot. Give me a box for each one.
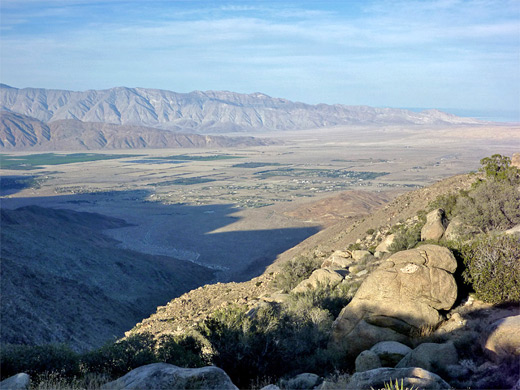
[346,367,450,390]
[421,209,447,241]
[0,373,30,390]
[260,385,280,390]
[375,234,396,253]
[355,350,382,372]
[505,224,520,236]
[282,373,322,390]
[321,250,353,269]
[100,363,238,390]
[512,152,520,169]
[370,341,412,367]
[396,342,459,374]
[331,245,457,357]
[351,250,373,262]
[444,216,463,241]
[482,315,520,362]
[292,268,347,293]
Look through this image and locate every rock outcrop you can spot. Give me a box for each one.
[292,268,348,293]
[331,245,458,357]
[482,315,520,362]
[396,342,459,373]
[346,367,450,390]
[375,234,396,253]
[421,209,447,241]
[100,363,238,390]
[355,350,382,372]
[0,373,30,390]
[370,341,412,367]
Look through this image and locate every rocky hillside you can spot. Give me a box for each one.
[0,84,482,134]
[0,206,215,351]
[124,156,519,389]
[0,111,275,150]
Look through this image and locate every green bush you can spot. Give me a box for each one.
[155,334,206,368]
[198,301,337,388]
[388,216,426,253]
[274,255,322,293]
[80,333,157,377]
[0,344,80,379]
[429,192,459,219]
[461,234,520,304]
[456,179,520,233]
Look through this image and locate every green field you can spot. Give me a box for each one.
[155,177,216,186]
[231,162,283,168]
[254,167,389,180]
[152,154,243,162]
[0,153,139,170]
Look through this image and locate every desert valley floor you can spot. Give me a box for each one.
[1,123,518,282]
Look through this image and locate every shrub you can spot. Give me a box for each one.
[198,300,337,388]
[388,216,426,253]
[0,344,80,380]
[80,333,157,377]
[461,234,520,304]
[429,192,459,219]
[155,334,206,368]
[274,255,321,293]
[456,179,520,233]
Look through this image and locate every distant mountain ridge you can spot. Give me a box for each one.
[0,111,276,150]
[0,84,482,134]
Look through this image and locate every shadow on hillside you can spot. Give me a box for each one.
[0,175,39,196]
[0,189,320,281]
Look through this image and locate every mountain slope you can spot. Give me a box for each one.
[0,84,482,133]
[0,206,215,351]
[0,111,275,150]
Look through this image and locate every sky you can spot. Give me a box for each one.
[1,0,519,120]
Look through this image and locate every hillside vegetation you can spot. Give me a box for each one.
[1,154,519,389]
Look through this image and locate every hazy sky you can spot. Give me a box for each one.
[1,0,519,117]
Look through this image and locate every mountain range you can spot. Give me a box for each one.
[0,84,483,151]
[0,111,275,150]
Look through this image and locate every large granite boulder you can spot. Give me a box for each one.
[331,245,458,357]
[292,268,347,293]
[0,373,30,390]
[421,209,447,241]
[355,350,382,372]
[444,216,463,241]
[321,250,353,269]
[375,234,396,253]
[370,341,413,367]
[396,342,459,373]
[100,363,238,390]
[281,373,322,390]
[482,315,520,362]
[346,367,450,390]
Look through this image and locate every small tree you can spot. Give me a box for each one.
[462,234,520,304]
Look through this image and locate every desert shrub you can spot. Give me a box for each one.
[479,154,520,183]
[388,216,426,253]
[199,301,336,388]
[80,333,157,377]
[274,255,322,293]
[428,192,459,219]
[155,334,206,368]
[461,234,520,303]
[455,179,520,233]
[366,228,375,235]
[0,344,80,380]
[287,282,351,318]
